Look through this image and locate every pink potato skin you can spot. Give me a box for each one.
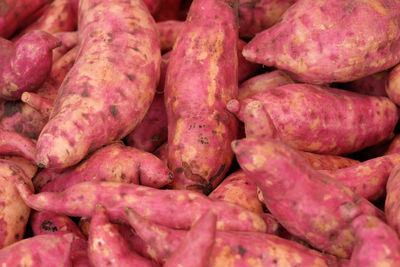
[239,0,297,38]
[153,142,168,165]
[157,20,184,52]
[125,208,338,266]
[165,0,239,193]
[231,84,399,155]
[35,0,161,169]
[0,0,51,38]
[237,39,260,83]
[0,101,47,139]
[385,134,400,154]
[164,210,216,267]
[238,70,294,100]
[21,92,53,118]
[0,31,60,101]
[39,142,172,192]
[386,63,400,106]
[297,151,359,171]
[243,0,400,84]
[51,31,78,62]
[385,164,400,235]
[320,153,400,201]
[0,129,36,162]
[232,137,385,258]
[12,0,77,42]
[15,180,267,233]
[88,205,156,267]
[0,160,34,249]
[209,170,263,213]
[155,0,181,21]
[30,211,90,266]
[0,155,38,178]
[342,71,389,97]
[0,234,73,266]
[349,215,400,267]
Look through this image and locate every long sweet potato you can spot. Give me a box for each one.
[165,0,238,193]
[35,0,161,169]
[243,0,400,84]
[229,84,399,155]
[0,129,36,162]
[0,31,60,100]
[125,208,338,266]
[15,180,267,232]
[349,215,400,267]
[38,142,172,192]
[232,137,384,258]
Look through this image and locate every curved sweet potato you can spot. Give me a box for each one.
[0,129,36,162]
[0,155,37,178]
[165,0,238,193]
[232,137,384,258]
[51,31,78,62]
[243,0,400,84]
[35,0,161,169]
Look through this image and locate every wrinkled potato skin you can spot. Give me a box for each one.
[232,137,384,258]
[165,0,239,193]
[35,0,161,169]
[243,0,400,84]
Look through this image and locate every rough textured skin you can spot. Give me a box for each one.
[30,211,90,266]
[165,0,239,193]
[39,142,173,191]
[0,155,37,178]
[230,84,399,155]
[15,180,267,232]
[0,101,47,139]
[88,205,156,267]
[238,39,260,83]
[0,234,73,266]
[209,170,263,213]
[0,129,36,162]
[239,0,297,38]
[12,0,77,42]
[35,0,161,169]
[342,71,389,97]
[158,20,184,52]
[297,151,359,171]
[386,63,400,105]
[349,215,400,267]
[52,31,78,62]
[385,164,400,235]
[232,137,384,258]
[164,210,216,267]
[243,0,400,84]
[125,208,337,266]
[0,160,33,249]
[0,0,51,38]
[238,70,294,100]
[0,31,60,101]
[385,134,400,154]
[321,153,400,201]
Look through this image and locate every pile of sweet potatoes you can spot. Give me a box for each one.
[2,0,400,266]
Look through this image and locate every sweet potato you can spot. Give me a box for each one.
[88,205,156,267]
[0,129,36,162]
[15,180,267,232]
[385,134,400,155]
[165,0,238,193]
[341,71,389,97]
[21,92,53,118]
[0,160,33,248]
[386,63,400,106]
[209,170,263,213]
[125,208,338,266]
[237,39,260,83]
[153,142,168,164]
[0,31,60,101]
[158,20,184,52]
[297,151,359,171]
[243,0,400,84]
[321,153,400,201]
[349,215,400,267]
[35,0,161,169]
[229,84,399,155]
[0,0,51,38]
[39,142,172,192]
[0,156,37,178]
[164,210,216,267]
[12,0,76,42]
[51,31,78,62]
[238,0,297,38]
[238,70,294,100]
[385,164,400,235]
[232,137,384,258]
[0,101,47,139]
[0,234,73,265]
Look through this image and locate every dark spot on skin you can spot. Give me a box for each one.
[19,216,24,221]
[117,89,126,99]
[41,221,58,232]
[176,168,184,173]
[209,165,225,184]
[57,41,62,47]
[151,134,160,141]
[4,101,21,117]
[212,130,217,135]
[15,234,20,239]
[329,232,338,241]
[109,105,118,116]
[81,86,89,97]
[168,172,173,181]
[13,124,23,134]
[37,163,46,169]
[121,173,126,180]
[292,201,297,207]
[273,259,278,264]
[120,192,126,197]
[238,245,247,256]
[202,183,213,195]
[126,74,135,81]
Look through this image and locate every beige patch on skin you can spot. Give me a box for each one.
[267,242,303,266]
[361,0,389,16]
[212,245,236,267]
[20,254,33,266]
